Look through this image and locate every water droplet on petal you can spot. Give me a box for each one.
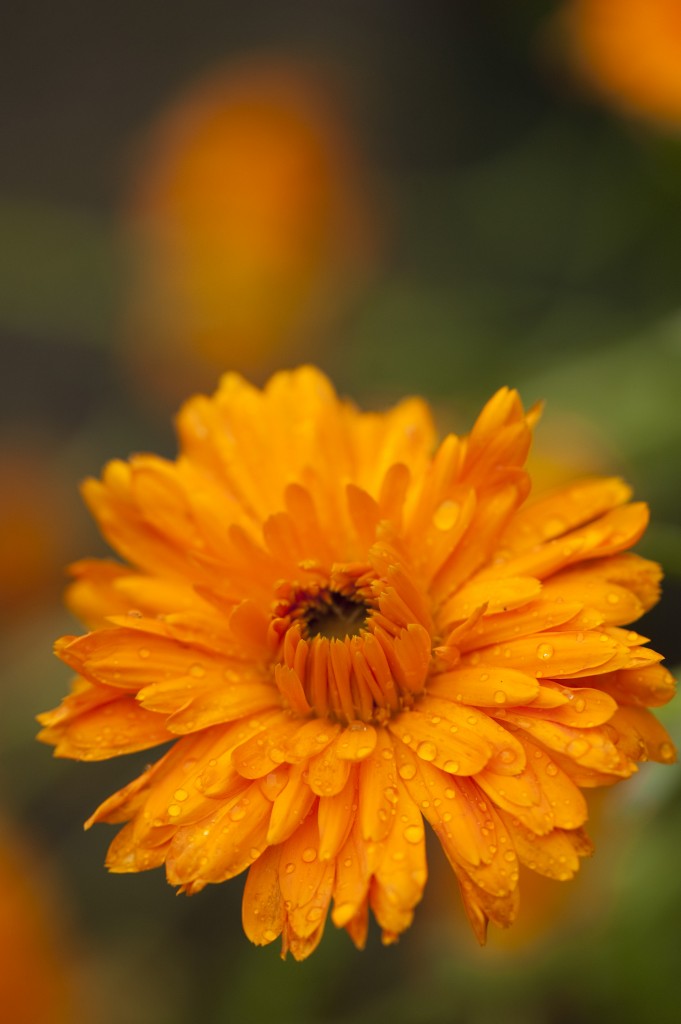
[403,824,424,844]
[417,740,437,762]
[167,804,181,817]
[574,698,586,713]
[433,500,459,531]
[545,762,558,777]
[189,663,205,678]
[302,847,317,863]
[174,789,188,802]
[494,690,506,705]
[443,760,459,773]
[659,742,676,763]
[398,763,417,780]
[566,738,589,758]
[138,648,150,659]
[536,643,554,661]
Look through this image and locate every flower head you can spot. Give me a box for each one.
[38,368,676,958]
[557,0,681,128]
[123,59,377,403]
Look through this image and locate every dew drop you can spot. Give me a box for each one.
[545,762,559,777]
[174,789,188,802]
[444,788,456,799]
[443,760,459,773]
[167,804,181,817]
[398,763,417,780]
[606,592,620,605]
[381,748,394,760]
[302,848,317,863]
[574,698,586,713]
[433,499,459,531]
[306,906,323,923]
[504,850,516,863]
[138,648,150,659]
[384,786,399,805]
[566,738,589,758]
[404,824,424,844]
[499,749,516,765]
[285,862,296,874]
[417,741,437,762]
[494,690,506,705]
[189,663,205,678]
[536,643,554,661]
[263,929,278,942]
[229,805,247,821]
[659,742,676,763]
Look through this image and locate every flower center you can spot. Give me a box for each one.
[269,563,433,726]
[304,591,369,641]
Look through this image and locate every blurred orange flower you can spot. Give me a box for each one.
[39,368,676,958]
[0,443,75,619]
[557,0,681,126]
[123,59,378,404]
[0,822,74,1024]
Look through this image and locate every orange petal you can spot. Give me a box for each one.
[267,764,316,845]
[593,662,676,708]
[473,629,630,679]
[498,477,632,556]
[278,812,335,948]
[317,771,358,861]
[606,706,676,764]
[166,782,271,885]
[242,845,285,946]
[427,665,540,708]
[501,712,634,777]
[505,819,593,880]
[370,778,427,940]
[438,576,542,627]
[358,729,399,843]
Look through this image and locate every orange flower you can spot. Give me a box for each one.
[0,822,74,1024]
[38,368,676,958]
[123,60,377,404]
[558,0,681,126]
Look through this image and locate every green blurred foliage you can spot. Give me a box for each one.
[1,3,680,1023]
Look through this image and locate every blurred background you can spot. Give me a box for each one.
[2,2,681,1021]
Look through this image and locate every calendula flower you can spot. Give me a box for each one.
[38,368,676,958]
[123,59,377,404]
[556,0,681,127]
